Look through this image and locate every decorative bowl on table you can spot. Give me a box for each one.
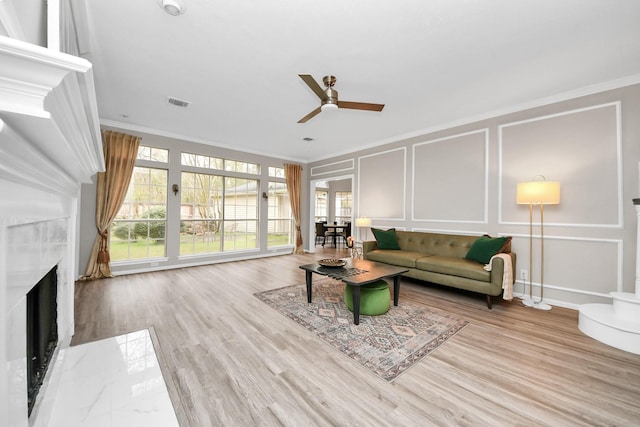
[317,258,347,268]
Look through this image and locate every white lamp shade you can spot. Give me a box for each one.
[355,217,372,227]
[321,103,338,112]
[517,181,560,205]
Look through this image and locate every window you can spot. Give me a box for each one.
[223,177,258,251]
[107,144,292,267]
[111,165,168,261]
[315,190,328,222]
[180,172,224,255]
[137,146,168,162]
[267,181,292,247]
[180,173,258,255]
[268,166,285,178]
[335,191,352,223]
[182,152,259,174]
[225,160,260,174]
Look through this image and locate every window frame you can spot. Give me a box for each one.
[179,158,260,257]
[109,146,169,263]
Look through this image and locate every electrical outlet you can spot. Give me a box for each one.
[520,269,528,281]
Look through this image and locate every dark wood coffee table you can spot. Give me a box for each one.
[299,258,408,325]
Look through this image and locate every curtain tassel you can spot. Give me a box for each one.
[97,249,110,263]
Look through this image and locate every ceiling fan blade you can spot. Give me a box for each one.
[297,106,322,123]
[338,101,385,112]
[299,74,328,101]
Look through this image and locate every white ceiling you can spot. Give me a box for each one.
[78,0,640,163]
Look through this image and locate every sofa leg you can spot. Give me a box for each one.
[486,295,492,309]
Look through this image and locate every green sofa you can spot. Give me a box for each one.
[362,230,516,308]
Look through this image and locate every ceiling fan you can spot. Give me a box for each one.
[297,74,385,123]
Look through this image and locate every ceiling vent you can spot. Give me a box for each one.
[168,97,190,108]
[302,137,314,141]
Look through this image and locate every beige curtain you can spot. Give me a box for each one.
[284,163,304,254]
[81,131,141,280]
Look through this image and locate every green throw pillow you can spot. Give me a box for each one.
[371,227,401,250]
[465,235,510,264]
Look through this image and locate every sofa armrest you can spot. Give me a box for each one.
[362,240,378,259]
[489,252,517,289]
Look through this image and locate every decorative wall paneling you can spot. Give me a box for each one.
[499,102,622,228]
[510,234,622,305]
[357,148,406,221]
[310,158,354,177]
[495,101,624,308]
[412,129,488,223]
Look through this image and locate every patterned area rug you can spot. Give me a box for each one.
[255,279,468,381]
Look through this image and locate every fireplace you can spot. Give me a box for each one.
[0,17,103,427]
[26,266,59,416]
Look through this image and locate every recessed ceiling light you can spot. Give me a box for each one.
[161,0,184,16]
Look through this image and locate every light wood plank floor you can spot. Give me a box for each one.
[73,247,640,426]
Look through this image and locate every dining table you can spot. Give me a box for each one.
[322,223,348,247]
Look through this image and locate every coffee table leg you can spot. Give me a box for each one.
[305,271,313,303]
[393,275,400,306]
[352,286,361,325]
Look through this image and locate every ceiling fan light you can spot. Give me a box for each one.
[321,103,338,112]
[162,0,183,16]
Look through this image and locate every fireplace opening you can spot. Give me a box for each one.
[26,265,58,416]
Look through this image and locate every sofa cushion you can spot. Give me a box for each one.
[365,249,428,268]
[464,235,511,264]
[416,256,490,282]
[371,227,401,250]
[395,231,477,259]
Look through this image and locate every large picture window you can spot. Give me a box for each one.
[267,181,292,247]
[107,144,290,267]
[110,165,168,261]
[180,172,258,255]
[180,172,224,254]
[223,177,258,251]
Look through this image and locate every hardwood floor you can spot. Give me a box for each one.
[72,247,640,426]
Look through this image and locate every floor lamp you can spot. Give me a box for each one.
[516,178,560,311]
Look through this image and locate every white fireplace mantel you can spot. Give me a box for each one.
[0,35,104,198]
[0,35,104,427]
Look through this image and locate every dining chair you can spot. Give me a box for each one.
[338,222,351,247]
[315,222,328,246]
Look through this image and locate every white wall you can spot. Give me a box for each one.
[308,83,640,308]
[327,179,352,224]
[0,0,46,46]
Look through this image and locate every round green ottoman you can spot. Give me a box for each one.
[344,280,390,316]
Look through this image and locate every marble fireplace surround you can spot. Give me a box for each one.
[0,36,103,426]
